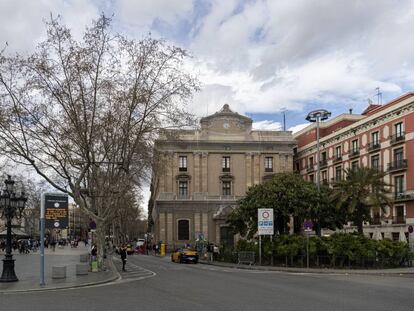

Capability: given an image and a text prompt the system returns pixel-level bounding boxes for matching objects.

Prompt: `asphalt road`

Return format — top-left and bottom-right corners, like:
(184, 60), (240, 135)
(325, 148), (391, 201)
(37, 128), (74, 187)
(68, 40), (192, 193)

(1, 255), (413, 311)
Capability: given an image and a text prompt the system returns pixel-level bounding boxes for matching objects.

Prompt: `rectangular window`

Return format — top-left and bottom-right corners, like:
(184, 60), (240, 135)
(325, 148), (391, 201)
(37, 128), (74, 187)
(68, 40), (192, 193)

(352, 139), (358, 152)
(394, 147), (404, 163)
(395, 122), (404, 137)
(265, 157), (273, 172)
(335, 166), (342, 181)
(179, 156), (187, 171)
(372, 131), (379, 145)
(222, 181), (231, 195)
(222, 156), (230, 172)
(351, 160), (359, 171)
(394, 175), (404, 196)
(322, 171), (327, 184)
(335, 146), (342, 159)
(321, 152), (327, 162)
(371, 154), (380, 170)
(309, 157), (313, 165)
(309, 174), (314, 182)
(178, 181), (188, 197)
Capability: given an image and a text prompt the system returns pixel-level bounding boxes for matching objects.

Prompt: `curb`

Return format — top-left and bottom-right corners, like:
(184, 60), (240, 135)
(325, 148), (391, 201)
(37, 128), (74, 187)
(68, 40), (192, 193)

(0, 257), (120, 294)
(199, 260), (414, 276)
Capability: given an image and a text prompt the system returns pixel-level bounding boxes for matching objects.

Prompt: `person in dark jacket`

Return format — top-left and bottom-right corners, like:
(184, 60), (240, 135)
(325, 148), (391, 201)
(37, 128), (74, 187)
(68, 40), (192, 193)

(120, 244), (127, 272)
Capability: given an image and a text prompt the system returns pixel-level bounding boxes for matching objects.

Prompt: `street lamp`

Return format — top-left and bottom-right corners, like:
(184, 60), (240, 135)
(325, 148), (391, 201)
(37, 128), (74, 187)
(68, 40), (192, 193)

(306, 109), (331, 192)
(0, 175), (27, 282)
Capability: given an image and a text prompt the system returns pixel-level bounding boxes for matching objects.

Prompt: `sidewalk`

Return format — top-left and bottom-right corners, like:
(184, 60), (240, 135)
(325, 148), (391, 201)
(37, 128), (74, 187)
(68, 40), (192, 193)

(0, 245), (118, 293)
(199, 259), (414, 275)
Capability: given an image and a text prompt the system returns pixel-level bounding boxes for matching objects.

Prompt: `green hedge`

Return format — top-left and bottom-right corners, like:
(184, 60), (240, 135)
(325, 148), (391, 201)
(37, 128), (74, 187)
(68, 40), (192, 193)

(226, 233), (413, 268)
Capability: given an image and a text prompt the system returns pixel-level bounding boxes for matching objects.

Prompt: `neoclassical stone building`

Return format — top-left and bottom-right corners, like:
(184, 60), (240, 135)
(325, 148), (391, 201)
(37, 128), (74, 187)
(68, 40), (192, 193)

(149, 105), (295, 248)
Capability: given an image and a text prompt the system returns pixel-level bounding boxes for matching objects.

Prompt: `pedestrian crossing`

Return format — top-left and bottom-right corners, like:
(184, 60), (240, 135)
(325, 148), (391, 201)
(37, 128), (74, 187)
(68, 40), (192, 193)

(112, 256), (156, 281)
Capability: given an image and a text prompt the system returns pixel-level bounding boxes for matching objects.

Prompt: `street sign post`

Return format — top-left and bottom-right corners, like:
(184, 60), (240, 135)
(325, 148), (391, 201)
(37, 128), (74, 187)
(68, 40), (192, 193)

(40, 193), (68, 286)
(304, 220), (314, 269)
(258, 209), (274, 235)
(258, 209), (274, 265)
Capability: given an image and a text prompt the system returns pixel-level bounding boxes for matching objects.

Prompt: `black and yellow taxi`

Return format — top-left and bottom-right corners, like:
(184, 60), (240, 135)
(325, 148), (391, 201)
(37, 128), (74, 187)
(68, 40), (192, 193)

(171, 248), (199, 264)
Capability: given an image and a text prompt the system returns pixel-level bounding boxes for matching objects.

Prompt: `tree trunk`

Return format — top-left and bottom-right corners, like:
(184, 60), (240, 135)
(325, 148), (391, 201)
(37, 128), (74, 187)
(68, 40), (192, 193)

(95, 222), (106, 270)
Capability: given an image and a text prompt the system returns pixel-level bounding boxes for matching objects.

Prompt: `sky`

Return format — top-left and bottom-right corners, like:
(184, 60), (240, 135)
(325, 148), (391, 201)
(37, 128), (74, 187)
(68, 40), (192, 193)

(2, 0), (414, 212)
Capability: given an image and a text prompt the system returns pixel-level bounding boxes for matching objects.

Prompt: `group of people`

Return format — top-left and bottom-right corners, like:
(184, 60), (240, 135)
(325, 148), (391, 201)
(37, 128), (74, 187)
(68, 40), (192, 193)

(0, 238), (39, 254)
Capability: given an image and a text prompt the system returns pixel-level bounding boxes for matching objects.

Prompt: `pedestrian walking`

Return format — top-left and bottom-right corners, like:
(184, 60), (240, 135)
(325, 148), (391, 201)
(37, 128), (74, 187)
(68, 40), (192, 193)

(120, 244), (127, 272)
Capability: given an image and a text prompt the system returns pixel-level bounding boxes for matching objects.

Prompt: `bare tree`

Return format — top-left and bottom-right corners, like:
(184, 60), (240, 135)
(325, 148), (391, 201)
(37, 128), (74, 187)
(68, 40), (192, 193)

(0, 15), (198, 266)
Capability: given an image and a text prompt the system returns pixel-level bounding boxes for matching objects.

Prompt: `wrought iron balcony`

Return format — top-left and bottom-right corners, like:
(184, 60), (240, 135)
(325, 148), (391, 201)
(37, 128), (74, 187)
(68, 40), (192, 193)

(319, 160), (328, 168)
(387, 159), (407, 172)
(349, 148), (360, 159)
(391, 132), (405, 145)
(371, 216), (381, 225)
(393, 216), (406, 224)
(265, 167), (273, 172)
(333, 156), (342, 163)
(394, 192), (414, 202)
(367, 141), (381, 152)
(371, 165), (383, 172)
(306, 165), (314, 173)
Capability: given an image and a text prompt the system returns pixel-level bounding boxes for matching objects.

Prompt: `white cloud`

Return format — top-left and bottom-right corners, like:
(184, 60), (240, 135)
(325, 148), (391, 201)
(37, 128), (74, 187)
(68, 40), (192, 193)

(289, 123), (310, 134)
(253, 120), (282, 131)
(117, 0), (193, 32)
(0, 0), (99, 53)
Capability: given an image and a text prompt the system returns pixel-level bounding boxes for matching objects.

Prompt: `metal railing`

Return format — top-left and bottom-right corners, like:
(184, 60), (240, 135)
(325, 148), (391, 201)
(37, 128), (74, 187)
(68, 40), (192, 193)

(367, 140), (381, 152)
(333, 156), (342, 163)
(387, 159), (407, 171)
(391, 132), (405, 144)
(349, 148), (360, 158)
(393, 216), (406, 224)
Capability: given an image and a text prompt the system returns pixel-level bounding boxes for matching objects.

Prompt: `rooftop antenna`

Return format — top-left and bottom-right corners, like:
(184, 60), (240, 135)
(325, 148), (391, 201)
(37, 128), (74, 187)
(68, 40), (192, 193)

(375, 87), (382, 105)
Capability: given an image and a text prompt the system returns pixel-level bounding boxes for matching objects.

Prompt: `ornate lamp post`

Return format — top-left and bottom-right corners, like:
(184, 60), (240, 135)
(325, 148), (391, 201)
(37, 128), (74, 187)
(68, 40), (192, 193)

(306, 109), (331, 192)
(0, 175), (27, 282)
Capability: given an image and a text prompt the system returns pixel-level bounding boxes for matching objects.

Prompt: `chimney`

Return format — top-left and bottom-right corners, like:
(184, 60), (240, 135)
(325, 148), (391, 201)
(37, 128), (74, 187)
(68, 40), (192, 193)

(349, 108), (353, 114)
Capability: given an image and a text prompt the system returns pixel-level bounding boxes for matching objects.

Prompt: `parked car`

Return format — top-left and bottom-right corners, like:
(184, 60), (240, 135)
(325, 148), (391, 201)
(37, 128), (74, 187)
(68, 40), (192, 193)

(171, 248), (199, 264)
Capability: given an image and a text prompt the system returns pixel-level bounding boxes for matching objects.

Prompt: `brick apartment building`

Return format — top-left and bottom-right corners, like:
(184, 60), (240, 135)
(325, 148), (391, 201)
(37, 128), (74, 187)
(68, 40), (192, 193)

(294, 92), (414, 239)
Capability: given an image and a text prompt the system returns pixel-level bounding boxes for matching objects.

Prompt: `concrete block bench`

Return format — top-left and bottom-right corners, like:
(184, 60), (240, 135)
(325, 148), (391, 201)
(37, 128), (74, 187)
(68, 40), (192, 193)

(80, 254), (89, 263)
(76, 263), (89, 275)
(52, 266), (67, 279)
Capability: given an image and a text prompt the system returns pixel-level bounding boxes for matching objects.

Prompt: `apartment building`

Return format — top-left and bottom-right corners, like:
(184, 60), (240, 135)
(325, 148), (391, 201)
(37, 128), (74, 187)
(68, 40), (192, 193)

(294, 92), (414, 239)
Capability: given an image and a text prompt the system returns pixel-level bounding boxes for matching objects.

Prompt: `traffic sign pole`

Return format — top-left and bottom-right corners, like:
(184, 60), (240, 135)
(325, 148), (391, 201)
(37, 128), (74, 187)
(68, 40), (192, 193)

(40, 193), (45, 286)
(259, 235), (262, 266)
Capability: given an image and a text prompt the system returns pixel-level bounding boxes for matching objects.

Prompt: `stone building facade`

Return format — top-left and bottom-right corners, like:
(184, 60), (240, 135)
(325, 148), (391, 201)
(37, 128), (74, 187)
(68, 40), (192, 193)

(150, 105), (295, 248)
(294, 92), (414, 239)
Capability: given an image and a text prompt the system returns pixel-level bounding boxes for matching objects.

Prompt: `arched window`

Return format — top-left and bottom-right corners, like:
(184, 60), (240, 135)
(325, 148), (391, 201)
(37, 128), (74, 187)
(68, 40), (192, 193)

(178, 219), (190, 240)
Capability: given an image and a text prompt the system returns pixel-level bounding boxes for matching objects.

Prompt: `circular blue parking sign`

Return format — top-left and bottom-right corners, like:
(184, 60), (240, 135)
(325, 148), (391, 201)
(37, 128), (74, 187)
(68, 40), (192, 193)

(408, 225), (413, 234)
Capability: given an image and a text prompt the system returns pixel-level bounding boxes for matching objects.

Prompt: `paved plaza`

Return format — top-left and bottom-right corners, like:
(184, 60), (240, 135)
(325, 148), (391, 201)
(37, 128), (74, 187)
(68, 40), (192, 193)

(0, 245), (117, 293)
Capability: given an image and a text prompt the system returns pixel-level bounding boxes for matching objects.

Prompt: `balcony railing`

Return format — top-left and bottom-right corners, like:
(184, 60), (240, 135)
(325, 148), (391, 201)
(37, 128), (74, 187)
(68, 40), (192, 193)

(265, 168), (273, 172)
(179, 167), (187, 172)
(333, 156), (342, 163)
(320, 160), (328, 168)
(391, 132), (405, 144)
(222, 167), (230, 172)
(393, 216), (406, 224)
(322, 179), (328, 185)
(387, 159), (407, 172)
(394, 192), (414, 202)
(367, 140), (381, 152)
(349, 148), (360, 158)
(371, 165), (383, 172)
(158, 192), (245, 201)
(371, 216), (381, 225)
(306, 165), (314, 173)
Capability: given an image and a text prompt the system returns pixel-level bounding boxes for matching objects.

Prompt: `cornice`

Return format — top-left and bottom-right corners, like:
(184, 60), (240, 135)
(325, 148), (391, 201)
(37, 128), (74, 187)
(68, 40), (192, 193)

(297, 101), (414, 157)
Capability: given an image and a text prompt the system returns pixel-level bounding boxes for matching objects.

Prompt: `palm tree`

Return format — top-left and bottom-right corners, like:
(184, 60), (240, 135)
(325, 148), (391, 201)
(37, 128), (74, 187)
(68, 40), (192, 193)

(331, 167), (392, 234)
